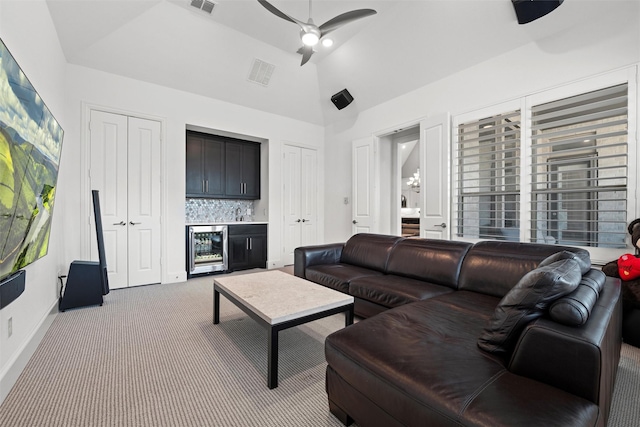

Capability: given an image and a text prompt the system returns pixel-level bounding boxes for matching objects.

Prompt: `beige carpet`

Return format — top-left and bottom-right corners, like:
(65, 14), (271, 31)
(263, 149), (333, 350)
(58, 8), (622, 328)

(0, 273), (638, 426)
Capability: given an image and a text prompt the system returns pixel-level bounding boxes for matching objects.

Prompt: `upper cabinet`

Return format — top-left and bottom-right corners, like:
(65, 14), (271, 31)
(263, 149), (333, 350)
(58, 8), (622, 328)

(225, 141), (260, 199)
(186, 132), (225, 198)
(186, 131), (261, 200)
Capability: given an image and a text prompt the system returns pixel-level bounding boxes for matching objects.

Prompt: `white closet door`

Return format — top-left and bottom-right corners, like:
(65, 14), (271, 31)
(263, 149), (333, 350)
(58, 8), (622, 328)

(283, 145), (302, 266)
(89, 110), (162, 289)
(282, 144), (318, 265)
(127, 117), (162, 286)
(89, 110), (129, 289)
(300, 147), (317, 246)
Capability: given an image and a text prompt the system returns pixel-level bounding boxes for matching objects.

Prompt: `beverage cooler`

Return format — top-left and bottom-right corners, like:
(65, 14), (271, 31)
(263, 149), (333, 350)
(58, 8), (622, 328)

(187, 225), (228, 277)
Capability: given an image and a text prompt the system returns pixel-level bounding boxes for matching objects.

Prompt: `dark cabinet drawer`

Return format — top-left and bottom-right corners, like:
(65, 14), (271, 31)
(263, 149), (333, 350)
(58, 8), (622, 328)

(228, 224), (267, 236)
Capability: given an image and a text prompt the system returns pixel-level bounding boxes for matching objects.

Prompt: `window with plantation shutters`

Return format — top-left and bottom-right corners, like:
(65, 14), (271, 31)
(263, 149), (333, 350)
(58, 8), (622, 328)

(529, 84), (628, 248)
(454, 110), (521, 240)
(453, 77), (632, 258)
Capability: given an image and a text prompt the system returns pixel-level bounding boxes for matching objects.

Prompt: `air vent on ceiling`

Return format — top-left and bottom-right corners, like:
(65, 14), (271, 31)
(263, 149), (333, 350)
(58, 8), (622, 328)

(248, 59), (275, 87)
(190, 0), (217, 15)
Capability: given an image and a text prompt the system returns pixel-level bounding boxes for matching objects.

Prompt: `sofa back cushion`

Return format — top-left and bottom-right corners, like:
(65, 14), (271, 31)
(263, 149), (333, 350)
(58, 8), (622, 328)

(340, 233), (404, 272)
(477, 258), (582, 357)
(386, 239), (473, 289)
(458, 241), (590, 298)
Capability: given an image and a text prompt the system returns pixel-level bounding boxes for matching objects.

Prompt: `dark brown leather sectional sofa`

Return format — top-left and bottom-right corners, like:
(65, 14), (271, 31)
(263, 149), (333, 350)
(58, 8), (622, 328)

(294, 233), (622, 427)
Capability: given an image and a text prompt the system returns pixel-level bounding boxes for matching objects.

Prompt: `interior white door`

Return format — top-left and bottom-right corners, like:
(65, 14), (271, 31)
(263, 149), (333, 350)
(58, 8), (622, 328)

(127, 117), (162, 286)
(352, 136), (378, 234)
(300, 147), (317, 245)
(282, 144), (317, 265)
(89, 110), (162, 289)
(420, 113), (450, 239)
(89, 110), (129, 289)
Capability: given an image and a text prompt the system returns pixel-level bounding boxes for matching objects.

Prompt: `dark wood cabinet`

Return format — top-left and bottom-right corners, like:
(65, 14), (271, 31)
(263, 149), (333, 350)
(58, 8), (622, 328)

(186, 131), (260, 199)
(186, 132), (225, 198)
(228, 224), (267, 271)
(225, 141), (260, 199)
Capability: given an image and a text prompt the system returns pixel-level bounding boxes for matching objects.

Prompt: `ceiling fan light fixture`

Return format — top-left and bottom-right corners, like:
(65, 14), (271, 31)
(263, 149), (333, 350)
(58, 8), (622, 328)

(301, 30), (320, 46)
(322, 38), (333, 47)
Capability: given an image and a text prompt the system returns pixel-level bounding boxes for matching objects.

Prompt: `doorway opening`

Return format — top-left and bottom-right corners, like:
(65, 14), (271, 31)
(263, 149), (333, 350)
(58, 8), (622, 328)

(376, 125), (421, 237)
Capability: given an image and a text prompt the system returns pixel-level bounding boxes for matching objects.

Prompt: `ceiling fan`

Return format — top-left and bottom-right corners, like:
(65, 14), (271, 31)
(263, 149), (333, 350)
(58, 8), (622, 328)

(257, 0), (377, 66)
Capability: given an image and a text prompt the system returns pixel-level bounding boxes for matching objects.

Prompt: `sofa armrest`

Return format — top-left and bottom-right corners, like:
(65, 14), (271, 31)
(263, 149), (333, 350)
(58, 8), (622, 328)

(294, 243), (344, 279)
(508, 277), (621, 415)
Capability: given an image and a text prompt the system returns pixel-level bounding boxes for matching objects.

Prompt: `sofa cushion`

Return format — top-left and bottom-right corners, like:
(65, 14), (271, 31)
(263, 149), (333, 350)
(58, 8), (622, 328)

(549, 269), (605, 326)
(539, 250), (591, 275)
(305, 264), (382, 293)
(385, 238), (472, 289)
(348, 275), (453, 309)
(478, 258), (582, 357)
(458, 241), (590, 298)
(325, 292), (503, 426)
(340, 234), (403, 272)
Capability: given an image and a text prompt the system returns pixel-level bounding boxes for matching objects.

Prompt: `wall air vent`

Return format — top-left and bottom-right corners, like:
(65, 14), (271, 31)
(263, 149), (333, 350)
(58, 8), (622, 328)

(248, 59), (275, 87)
(190, 0), (217, 15)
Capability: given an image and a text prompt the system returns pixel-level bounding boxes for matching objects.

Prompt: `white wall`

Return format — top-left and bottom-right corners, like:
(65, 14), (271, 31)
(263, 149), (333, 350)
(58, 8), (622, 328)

(0, 0), (69, 402)
(323, 2), (640, 243)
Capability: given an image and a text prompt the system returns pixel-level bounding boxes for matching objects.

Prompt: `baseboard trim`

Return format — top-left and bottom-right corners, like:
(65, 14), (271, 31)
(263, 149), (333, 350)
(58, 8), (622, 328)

(0, 300), (58, 404)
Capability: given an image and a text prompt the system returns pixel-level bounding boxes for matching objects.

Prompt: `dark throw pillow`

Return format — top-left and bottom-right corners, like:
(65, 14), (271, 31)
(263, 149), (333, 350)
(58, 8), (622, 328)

(538, 250), (591, 275)
(549, 269), (605, 326)
(478, 258), (582, 357)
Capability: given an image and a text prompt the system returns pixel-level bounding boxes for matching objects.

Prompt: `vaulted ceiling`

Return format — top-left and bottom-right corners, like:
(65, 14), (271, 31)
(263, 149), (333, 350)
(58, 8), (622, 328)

(45, 0), (632, 126)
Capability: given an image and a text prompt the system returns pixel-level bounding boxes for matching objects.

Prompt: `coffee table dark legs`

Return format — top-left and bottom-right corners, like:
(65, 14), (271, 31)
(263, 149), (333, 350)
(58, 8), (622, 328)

(268, 327), (278, 389)
(267, 307), (352, 389)
(213, 289), (220, 324)
(345, 306), (354, 327)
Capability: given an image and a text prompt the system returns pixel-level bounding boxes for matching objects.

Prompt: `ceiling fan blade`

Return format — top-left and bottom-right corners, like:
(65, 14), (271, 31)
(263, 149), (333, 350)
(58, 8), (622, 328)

(298, 45), (314, 66)
(319, 9), (377, 36)
(257, 0), (315, 33)
(257, 0), (301, 25)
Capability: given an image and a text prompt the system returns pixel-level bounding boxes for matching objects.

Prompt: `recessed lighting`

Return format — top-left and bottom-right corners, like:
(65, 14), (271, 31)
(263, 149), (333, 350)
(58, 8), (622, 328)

(322, 38), (334, 47)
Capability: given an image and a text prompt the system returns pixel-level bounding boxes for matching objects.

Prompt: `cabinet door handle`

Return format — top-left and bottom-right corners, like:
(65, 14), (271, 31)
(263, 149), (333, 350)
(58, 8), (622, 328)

(202, 180), (205, 193)
(205, 180), (209, 193)
(113, 221), (126, 226)
(302, 219), (307, 223)
(246, 237), (250, 250)
(249, 237), (252, 250)
(296, 219), (301, 223)
(130, 221), (141, 226)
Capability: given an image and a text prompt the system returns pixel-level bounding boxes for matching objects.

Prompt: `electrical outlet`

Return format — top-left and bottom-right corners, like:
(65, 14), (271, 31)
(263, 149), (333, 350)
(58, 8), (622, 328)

(8, 317), (12, 337)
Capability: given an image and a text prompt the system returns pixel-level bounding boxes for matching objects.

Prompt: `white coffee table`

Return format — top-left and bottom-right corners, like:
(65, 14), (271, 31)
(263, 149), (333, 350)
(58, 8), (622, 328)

(213, 270), (354, 389)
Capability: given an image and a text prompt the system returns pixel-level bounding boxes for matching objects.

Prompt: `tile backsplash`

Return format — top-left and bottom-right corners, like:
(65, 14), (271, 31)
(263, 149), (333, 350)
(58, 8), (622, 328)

(186, 198), (254, 223)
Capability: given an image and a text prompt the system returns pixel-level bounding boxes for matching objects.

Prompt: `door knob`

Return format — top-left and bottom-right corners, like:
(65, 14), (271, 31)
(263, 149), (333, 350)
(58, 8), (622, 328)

(435, 223), (447, 228)
(352, 220), (358, 224)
